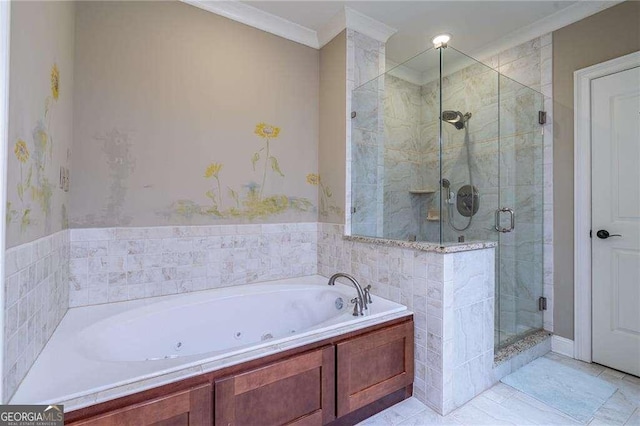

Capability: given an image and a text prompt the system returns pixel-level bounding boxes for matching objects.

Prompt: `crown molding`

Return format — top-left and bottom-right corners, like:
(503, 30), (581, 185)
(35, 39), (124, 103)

(318, 7), (397, 48)
(182, 0), (319, 48)
(182, 1), (397, 50)
(317, 8), (347, 48)
(343, 7), (397, 45)
(469, 0), (623, 64)
(182, 0), (619, 55)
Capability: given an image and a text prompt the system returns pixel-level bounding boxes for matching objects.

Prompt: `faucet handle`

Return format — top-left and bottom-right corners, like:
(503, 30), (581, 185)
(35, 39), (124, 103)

(350, 298), (362, 316)
(364, 285), (373, 304)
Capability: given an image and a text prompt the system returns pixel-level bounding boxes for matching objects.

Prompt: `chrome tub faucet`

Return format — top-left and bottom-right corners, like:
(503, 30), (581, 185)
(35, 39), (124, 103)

(327, 273), (370, 316)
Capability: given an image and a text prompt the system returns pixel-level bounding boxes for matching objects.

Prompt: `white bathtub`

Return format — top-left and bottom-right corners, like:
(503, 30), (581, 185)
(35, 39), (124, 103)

(11, 275), (409, 409)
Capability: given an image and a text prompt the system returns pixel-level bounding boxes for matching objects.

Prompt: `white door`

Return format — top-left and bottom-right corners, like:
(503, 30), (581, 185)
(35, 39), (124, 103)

(591, 66), (640, 376)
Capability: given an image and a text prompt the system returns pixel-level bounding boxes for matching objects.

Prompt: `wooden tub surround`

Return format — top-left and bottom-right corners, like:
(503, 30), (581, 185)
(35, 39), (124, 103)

(65, 317), (414, 426)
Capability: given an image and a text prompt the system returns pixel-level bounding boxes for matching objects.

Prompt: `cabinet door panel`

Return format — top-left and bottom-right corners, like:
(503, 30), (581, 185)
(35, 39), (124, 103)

(151, 413), (189, 426)
(67, 383), (212, 426)
(336, 321), (413, 417)
(215, 346), (335, 426)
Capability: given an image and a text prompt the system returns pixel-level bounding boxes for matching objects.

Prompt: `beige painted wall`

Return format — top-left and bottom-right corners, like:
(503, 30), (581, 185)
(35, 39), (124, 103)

(6, 1), (75, 248)
(552, 0), (640, 340)
(318, 31), (347, 224)
(70, 1), (319, 228)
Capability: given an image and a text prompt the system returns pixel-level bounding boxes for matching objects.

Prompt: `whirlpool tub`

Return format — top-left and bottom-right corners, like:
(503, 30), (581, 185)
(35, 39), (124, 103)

(10, 275), (409, 410)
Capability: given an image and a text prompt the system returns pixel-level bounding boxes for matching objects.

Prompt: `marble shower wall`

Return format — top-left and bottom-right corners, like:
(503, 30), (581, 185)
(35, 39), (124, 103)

(382, 75), (426, 241)
(418, 58), (503, 245)
(349, 30), (386, 237)
(540, 39), (554, 333)
(422, 247), (496, 414)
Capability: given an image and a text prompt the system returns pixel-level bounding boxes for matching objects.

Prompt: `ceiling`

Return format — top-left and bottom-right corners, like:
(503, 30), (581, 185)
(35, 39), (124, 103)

(242, 1), (582, 64)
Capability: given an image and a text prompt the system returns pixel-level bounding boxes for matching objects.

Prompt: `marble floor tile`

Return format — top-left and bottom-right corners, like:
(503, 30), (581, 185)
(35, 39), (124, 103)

(359, 413), (397, 426)
(590, 390), (637, 425)
(499, 392), (582, 425)
(450, 402), (520, 425)
(360, 354), (640, 426)
(393, 398), (435, 419)
(461, 395), (535, 424)
(624, 408), (639, 425)
(624, 374), (640, 387)
(361, 398), (438, 426)
(398, 408), (462, 425)
(599, 367), (626, 380)
(543, 352), (606, 377)
(482, 383), (517, 404)
(589, 418), (619, 426)
(597, 371), (640, 407)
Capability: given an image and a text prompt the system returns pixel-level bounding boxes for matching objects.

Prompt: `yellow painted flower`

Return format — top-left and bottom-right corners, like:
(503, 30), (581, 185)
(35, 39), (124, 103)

(51, 63), (60, 100)
(254, 123), (280, 139)
(14, 139), (29, 163)
(204, 163), (223, 178)
(36, 129), (47, 150)
(306, 173), (320, 185)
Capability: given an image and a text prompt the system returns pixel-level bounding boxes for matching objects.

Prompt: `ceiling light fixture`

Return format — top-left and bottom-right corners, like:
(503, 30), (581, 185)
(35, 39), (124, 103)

(432, 34), (451, 48)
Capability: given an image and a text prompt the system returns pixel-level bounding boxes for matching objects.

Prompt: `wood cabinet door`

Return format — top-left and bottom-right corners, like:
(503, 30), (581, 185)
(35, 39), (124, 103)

(336, 320), (414, 417)
(66, 383), (212, 426)
(214, 346), (335, 426)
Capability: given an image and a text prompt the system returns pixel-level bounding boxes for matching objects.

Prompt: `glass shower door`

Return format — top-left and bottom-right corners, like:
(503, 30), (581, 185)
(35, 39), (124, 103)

(434, 47), (545, 349)
(497, 75), (545, 347)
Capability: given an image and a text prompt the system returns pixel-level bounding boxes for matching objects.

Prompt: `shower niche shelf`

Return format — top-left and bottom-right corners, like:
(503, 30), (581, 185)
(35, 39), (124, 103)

(426, 209), (440, 221)
(408, 189), (436, 195)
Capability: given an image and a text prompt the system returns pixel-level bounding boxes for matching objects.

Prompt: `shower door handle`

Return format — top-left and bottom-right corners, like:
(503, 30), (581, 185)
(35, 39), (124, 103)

(494, 207), (515, 233)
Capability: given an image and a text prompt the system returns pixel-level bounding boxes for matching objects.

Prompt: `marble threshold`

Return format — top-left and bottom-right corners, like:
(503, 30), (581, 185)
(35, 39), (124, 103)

(494, 329), (552, 365)
(345, 234), (497, 253)
(10, 275), (411, 412)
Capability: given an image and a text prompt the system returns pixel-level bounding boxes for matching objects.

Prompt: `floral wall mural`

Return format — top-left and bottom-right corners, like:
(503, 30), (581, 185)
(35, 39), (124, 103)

(306, 173), (343, 219)
(71, 2), (319, 228)
(6, 0), (74, 248)
(7, 64), (62, 235)
(9, 139), (32, 232)
(169, 123), (315, 221)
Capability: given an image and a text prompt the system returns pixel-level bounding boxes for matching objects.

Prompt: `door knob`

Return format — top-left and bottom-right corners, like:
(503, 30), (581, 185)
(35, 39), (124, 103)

(596, 229), (622, 239)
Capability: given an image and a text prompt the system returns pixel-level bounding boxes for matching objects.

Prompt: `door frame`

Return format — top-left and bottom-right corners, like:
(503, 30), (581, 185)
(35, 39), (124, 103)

(573, 50), (640, 363)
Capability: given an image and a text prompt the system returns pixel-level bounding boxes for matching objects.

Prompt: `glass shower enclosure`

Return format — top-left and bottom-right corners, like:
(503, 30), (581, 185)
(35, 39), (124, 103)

(350, 45), (545, 349)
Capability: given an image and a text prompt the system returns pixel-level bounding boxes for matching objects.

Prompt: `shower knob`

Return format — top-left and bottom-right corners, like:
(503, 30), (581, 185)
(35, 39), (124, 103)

(596, 229), (622, 239)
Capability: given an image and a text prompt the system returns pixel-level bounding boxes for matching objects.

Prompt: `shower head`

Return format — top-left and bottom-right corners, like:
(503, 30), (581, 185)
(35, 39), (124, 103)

(442, 110), (472, 130)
